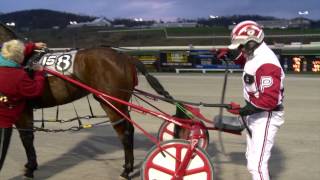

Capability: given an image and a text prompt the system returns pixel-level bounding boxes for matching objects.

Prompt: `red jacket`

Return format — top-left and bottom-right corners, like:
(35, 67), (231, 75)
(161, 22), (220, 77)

(0, 68), (45, 127)
(23, 42), (36, 65)
(0, 42), (45, 127)
(24, 42), (36, 56)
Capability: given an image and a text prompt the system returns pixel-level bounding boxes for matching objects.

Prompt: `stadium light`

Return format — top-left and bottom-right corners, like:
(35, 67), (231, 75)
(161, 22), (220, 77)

(134, 18), (143, 22)
(6, 22), (15, 27)
(298, 11), (309, 15)
(209, 15), (219, 19)
(69, 21), (78, 25)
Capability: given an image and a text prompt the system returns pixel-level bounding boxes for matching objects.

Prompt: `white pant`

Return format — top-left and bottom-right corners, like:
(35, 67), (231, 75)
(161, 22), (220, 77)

(245, 111), (284, 180)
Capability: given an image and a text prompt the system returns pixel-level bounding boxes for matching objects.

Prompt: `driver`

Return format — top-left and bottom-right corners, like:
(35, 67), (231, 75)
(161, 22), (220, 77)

(227, 20), (285, 180)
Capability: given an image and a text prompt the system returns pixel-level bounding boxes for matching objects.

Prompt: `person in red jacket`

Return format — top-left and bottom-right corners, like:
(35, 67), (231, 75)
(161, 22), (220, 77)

(0, 39), (45, 171)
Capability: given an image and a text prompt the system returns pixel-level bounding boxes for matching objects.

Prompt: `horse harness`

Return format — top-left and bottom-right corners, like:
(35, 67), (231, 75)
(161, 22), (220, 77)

(20, 49), (128, 133)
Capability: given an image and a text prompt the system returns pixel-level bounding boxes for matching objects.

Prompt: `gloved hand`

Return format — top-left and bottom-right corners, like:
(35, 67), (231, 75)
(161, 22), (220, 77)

(227, 102), (241, 115)
(31, 64), (44, 71)
(34, 42), (47, 49)
(239, 102), (263, 116)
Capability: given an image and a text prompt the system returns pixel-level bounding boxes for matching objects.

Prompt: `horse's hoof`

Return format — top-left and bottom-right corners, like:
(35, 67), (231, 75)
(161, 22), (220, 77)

(24, 169), (34, 179)
(119, 176), (128, 180)
(24, 163), (38, 170)
(23, 175), (34, 180)
(119, 172), (130, 180)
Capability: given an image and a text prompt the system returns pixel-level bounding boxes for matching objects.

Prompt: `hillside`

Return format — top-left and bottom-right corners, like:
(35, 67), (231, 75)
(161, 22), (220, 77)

(0, 9), (96, 29)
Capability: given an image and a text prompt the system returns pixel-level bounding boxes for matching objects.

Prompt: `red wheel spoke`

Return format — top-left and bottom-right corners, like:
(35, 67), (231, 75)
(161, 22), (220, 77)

(184, 166), (210, 175)
(148, 163), (175, 176)
(175, 145), (182, 170)
(163, 128), (174, 136)
(142, 140), (213, 180)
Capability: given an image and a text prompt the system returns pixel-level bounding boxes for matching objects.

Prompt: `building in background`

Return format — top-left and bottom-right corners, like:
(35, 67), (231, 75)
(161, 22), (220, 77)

(152, 22), (197, 28)
(67, 17), (112, 28)
(229, 19), (311, 29)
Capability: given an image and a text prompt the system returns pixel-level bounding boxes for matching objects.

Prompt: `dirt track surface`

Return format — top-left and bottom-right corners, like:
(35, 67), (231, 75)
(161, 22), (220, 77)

(1, 73), (319, 180)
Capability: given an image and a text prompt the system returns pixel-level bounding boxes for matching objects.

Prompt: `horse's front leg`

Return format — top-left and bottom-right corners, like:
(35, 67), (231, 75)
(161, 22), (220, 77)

(15, 107), (38, 179)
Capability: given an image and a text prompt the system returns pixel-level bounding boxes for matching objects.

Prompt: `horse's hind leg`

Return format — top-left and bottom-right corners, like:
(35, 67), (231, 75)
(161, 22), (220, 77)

(117, 119), (134, 179)
(102, 104), (134, 180)
(15, 108), (38, 178)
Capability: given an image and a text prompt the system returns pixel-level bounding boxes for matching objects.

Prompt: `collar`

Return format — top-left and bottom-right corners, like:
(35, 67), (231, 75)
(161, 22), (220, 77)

(0, 54), (21, 68)
(246, 42), (265, 61)
(253, 42), (267, 57)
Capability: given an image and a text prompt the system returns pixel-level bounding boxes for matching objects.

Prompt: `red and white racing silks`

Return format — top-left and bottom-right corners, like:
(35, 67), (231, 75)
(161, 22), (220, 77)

(242, 42), (285, 111)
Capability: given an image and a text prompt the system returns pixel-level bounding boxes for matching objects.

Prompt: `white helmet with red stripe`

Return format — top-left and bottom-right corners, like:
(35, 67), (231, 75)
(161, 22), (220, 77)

(228, 20), (264, 49)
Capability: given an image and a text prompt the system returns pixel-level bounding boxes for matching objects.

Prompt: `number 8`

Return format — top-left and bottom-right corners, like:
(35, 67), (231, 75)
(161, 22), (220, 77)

(55, 54), (72, 72)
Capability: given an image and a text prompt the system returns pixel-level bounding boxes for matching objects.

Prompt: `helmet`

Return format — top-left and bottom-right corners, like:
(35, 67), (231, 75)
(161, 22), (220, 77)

(228, 20), (264, 49)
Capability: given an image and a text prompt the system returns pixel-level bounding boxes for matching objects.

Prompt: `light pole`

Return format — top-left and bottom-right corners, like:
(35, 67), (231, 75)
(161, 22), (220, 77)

(298, 10), (309, 43)
(298, 11), (309, 71)
(134, 18), (143, 46)
(209, 15), (219, 45)
(209, 15), (219, 27)
(69, 21), (78, 47)
(298, 10), (309, 28)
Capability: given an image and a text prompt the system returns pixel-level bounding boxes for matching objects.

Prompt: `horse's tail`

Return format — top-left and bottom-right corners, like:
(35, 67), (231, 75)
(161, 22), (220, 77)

(130, 57), (173, 100)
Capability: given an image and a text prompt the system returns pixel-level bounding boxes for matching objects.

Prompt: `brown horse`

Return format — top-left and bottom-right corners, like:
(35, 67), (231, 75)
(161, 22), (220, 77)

(0, 23), (171, 179)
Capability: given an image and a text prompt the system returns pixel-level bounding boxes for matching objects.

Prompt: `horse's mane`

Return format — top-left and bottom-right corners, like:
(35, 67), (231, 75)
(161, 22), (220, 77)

(0, 23), (18, 44)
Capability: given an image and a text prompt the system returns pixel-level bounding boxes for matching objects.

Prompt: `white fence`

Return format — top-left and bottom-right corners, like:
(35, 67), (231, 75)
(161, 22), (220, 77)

(175, 68), (243, 74)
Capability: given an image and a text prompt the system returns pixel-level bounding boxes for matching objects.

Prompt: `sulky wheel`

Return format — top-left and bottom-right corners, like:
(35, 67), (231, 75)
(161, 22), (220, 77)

(141, 139), (214, 180)
(158, 121), (209, 150)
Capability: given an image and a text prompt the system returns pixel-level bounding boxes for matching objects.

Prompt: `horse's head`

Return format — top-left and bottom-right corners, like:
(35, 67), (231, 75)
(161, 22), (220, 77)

(0, 23), (18, 45)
